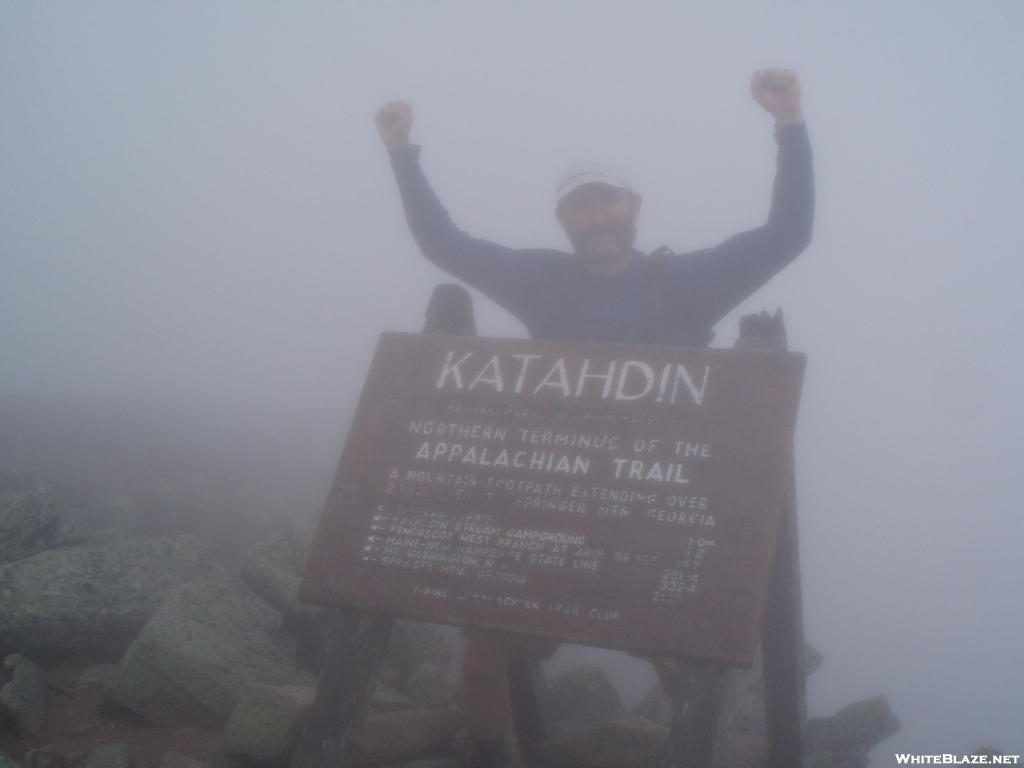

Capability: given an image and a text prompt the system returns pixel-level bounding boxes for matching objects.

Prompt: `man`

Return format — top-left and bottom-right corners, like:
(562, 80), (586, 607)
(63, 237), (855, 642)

(375, 69), (813, 768)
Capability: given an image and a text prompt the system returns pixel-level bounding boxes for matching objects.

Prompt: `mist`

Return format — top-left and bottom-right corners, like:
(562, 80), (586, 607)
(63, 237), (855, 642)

(2, 2), (1022, 758)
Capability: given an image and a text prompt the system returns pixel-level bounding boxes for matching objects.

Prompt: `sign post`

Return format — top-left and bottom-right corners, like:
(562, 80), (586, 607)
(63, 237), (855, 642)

(295, 291), (807, 768)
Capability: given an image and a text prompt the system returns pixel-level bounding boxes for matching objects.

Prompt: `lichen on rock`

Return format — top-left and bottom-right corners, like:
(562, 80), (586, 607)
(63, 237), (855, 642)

(0, 535), (220, 660)
(108, 576), (315, 725)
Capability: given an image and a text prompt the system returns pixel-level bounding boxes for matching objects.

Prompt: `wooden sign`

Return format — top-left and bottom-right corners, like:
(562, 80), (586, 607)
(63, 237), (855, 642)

(299, 333), (805, 666)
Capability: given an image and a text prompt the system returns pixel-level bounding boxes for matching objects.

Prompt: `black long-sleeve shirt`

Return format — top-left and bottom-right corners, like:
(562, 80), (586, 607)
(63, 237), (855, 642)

(389, 124), (813, 347)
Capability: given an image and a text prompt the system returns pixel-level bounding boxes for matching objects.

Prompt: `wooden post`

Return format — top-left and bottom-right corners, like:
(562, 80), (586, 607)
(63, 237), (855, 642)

(736, 308), (807, 768)
(294, 285), (479, 768)
(291, 611), (394, 768)
(507, 657), (549, 766)
(668, 663), (729, 768)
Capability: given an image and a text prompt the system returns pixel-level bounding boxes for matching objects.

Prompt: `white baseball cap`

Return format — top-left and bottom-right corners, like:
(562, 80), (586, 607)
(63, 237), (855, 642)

(556, 159), (633, 203)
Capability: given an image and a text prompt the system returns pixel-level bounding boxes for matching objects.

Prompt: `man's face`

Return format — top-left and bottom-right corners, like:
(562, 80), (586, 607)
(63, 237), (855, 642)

(556, 183), (642, 265)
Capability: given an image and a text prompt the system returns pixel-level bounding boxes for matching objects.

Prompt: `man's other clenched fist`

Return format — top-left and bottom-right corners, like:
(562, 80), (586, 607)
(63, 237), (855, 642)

(376, 101), (413, 150)
(751, 69), (803, 126)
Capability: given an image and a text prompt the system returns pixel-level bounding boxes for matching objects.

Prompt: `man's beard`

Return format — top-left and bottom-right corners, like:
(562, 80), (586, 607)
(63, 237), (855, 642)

(568, 220), (638, 262)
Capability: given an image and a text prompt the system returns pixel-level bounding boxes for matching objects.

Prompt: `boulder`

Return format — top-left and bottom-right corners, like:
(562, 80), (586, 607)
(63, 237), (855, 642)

(241, 528), (318, 623)
(0, 654), (47, 736)
(357, 709), (464, 766)
(77, 664), (119, 690)
(221, 683), (315, 762)
(547, 665), (625, 726)
(108, 577), (314, 725)
(158, 755), (204, 768)
(240, 527), (324, 670)
(631, 641), (825, 767)
(0, 535), (220, 659)
(22, 747), (67, 768)
(370, 682), (416, 713)
(535, 718), (669, 768)
(81, 744), (134, 768)
(805, 695), (900, 768)
(403, 663), (456, 710)
(389, 760), (458, 768)
(0, 490), (59, 565)
(378, 621), (454, 692)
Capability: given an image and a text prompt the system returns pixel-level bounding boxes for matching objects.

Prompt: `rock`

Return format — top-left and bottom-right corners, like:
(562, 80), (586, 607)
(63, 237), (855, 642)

(0, 751), (20, 768)
(371, 681), (416, 713)
(158, 754), (204, 768)
(77, 664), (118, 690)
(241, 528), (317, 623)
(631, 642), (826, 767)
(23, 747), (68, 768)
(0, 490), (59, 565)
(357, 709), (464, 766)
(535, 718), (669, 768)
(52, 522), (91, 549)
(0, 654), (48, 735)
(547, 665), (625, 726)
(221, 683), (315, 762)
(108, 577), (314, 725)
(240, 527), (324, 671)
(0, 535), (220, 659)
(805, 694), (900, 768)
(81, 745), (133, 768)
(378, 622), (454, 692)
(392, 760), (458, 768)
(403, 663), (456, 710)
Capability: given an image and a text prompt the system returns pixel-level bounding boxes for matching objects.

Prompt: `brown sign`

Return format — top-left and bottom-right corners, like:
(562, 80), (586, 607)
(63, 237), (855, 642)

(300, 333), (805, 666)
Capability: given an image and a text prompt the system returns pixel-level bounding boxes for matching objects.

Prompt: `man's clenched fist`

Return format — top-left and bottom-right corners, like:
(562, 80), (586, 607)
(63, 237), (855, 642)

(376, 100), (413, 150)
(751, 69), (803, 126)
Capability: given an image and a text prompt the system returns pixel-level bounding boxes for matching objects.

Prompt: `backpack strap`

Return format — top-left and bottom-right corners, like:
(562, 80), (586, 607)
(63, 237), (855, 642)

(642, 246), (673, 344)
(643, 246), (715, 347)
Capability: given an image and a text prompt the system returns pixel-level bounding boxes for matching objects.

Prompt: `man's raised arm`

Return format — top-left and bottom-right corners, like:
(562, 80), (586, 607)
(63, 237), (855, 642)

(375, 101), (559, 328)
(665, 69), (814, 336)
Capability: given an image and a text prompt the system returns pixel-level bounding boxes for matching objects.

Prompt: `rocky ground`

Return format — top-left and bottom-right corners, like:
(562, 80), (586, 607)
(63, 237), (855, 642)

(0, 416), (907, 768)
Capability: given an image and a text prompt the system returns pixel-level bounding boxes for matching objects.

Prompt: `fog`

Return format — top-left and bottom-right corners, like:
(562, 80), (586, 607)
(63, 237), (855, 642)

(2, 1), (1022, 758)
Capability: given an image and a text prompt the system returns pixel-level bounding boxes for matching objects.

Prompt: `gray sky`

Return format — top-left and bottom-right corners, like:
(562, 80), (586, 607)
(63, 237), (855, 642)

(2, 1), (1022, 756)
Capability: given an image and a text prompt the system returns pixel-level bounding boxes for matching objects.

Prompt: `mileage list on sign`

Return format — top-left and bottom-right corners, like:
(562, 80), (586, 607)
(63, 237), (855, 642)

(299, 332), (805, 666)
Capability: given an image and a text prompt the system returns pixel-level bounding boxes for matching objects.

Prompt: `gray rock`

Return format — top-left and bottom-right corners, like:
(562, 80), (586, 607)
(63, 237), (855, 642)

(371, 681), (417, 713)
(536, 718), (669, 768)
(77, 663), (119, 690)
(392, 760), (459, 768)
(357, 709), (464, 766)
(108, 576), (314, 725)
(0, 535), (220, 659)
(0, 490), (59, 565)
(241, 527), (318, 623)
(158, 754), (205, 768)
(547, 665), (625, 726)
(805, 695), (900, 768)
(0, 751), (21, 768)
(240, 527), (324, 671)
(379, 621), (454, 691)
(82, 744), (134, 768)
(631, 641), (825, 767)
(22, 747), (67, 768)
(52, 521), (91, 549)
(403, 663), (456, 710)
(0, 654), (47, 735)
(221, 683), (315, 762)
